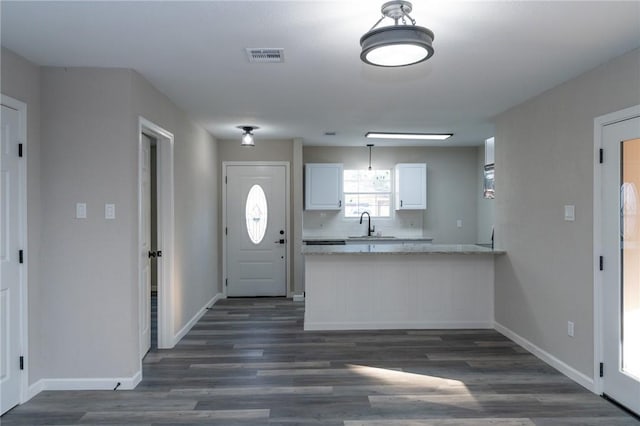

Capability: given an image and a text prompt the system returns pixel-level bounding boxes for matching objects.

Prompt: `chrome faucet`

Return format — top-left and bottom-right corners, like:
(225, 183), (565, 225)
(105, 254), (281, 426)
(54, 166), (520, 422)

(359, 211), (375, 237)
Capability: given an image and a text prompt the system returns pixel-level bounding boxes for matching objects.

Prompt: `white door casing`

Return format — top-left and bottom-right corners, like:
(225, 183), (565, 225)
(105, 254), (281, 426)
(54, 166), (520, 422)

(0, 97), (27, 415)
(224, 163), (289, 297)
(601, 114), (640, 415)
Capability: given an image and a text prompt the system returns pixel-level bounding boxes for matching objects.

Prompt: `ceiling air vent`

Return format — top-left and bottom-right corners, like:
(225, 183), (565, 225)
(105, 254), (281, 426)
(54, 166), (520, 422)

(246, 48), (285, 63)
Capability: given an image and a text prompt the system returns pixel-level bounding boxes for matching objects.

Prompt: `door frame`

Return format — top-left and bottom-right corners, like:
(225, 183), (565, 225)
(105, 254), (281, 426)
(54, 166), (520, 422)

(1, 94), (29, 406)
(222, 161), (291, 298)
(593, 104), (640, 395)
(138, 117), (175, 355)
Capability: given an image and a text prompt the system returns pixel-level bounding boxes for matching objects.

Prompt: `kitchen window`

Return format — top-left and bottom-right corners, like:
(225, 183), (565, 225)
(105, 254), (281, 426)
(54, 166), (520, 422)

(344, 169), (391, 218)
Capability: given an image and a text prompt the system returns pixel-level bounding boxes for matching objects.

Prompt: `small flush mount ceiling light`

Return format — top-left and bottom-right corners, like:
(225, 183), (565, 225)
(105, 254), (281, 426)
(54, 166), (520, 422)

(237, 125), (259, 147)
(360, 0), (434, 67)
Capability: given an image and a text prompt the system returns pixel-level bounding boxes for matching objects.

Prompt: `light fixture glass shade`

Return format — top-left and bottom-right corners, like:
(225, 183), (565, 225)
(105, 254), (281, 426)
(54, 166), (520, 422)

(241, 132), (254, 146)
(360, 25), (434, 67)
(238, 125), (258, 146)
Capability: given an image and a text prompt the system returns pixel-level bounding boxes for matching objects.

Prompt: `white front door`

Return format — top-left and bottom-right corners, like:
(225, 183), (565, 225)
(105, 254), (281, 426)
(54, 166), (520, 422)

(602, 115), (640, 415)
(139, 133), (152, 357)
(226, 165), (287, 297)
(1, 104), (23, 414)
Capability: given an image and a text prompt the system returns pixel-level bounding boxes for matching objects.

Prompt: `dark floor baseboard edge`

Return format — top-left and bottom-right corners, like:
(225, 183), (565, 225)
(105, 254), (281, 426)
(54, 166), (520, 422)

(602, 393), (640, 419)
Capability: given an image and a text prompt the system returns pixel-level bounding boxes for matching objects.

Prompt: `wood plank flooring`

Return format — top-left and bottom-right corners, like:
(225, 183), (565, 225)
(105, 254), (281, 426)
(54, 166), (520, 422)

(2, 298), (638, 425)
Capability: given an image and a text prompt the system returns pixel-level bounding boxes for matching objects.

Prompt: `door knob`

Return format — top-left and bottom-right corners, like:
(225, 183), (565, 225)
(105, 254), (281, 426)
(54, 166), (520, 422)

(274, 239), (286, 244)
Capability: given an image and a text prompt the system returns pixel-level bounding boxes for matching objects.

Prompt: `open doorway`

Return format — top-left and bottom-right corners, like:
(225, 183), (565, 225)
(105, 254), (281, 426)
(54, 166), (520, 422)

(138, 118), (175, 363)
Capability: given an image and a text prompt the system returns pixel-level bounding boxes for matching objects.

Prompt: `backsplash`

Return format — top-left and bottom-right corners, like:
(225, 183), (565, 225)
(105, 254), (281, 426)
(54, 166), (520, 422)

(303, 210), (426, 238)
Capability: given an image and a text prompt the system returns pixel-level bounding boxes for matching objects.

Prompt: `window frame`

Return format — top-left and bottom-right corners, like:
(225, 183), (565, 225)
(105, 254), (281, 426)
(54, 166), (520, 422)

(343, 168), (393, 219)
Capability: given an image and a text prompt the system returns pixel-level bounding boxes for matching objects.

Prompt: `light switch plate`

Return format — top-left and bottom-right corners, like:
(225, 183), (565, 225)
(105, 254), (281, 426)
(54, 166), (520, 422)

(564, 205), (575, 221)
(456, 219), (463, 228)
(105, 203), (116, 220)
(76, 203), (87, 219)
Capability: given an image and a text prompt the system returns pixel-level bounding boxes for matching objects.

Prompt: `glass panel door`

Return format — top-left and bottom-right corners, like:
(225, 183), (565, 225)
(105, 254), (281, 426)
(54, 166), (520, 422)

(602, 115), (640, 416)
(621, 138), (640, 379)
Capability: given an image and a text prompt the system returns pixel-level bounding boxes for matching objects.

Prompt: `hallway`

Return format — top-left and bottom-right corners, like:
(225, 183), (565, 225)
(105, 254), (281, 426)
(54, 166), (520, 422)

(1, 298), (637, 425)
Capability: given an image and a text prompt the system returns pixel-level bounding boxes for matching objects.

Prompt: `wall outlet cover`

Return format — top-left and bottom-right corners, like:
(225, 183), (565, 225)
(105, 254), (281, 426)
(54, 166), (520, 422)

(76, 203), (87, 219)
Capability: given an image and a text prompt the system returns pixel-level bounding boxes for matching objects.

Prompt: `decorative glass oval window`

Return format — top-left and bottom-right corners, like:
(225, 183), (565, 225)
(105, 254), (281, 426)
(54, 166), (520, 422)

(245, 184), (268, 244)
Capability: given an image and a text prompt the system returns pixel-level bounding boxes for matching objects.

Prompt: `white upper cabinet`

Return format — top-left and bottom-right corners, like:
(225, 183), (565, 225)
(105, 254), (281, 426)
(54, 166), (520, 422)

(395, 163), (427, 210)
(305, 163), (343, 210)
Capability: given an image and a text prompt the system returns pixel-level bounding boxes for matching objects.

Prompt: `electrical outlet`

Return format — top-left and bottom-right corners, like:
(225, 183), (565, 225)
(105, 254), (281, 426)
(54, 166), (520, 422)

(568, 321), (574, 337)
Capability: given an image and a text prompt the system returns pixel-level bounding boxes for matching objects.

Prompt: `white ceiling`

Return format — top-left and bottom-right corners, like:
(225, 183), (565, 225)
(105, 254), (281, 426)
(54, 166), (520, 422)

(2, 1), (639, 147)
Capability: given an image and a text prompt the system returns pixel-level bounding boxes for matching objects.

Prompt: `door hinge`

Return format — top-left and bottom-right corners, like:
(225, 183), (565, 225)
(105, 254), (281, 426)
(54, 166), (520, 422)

(225, 176), (227, 184)
(225, 227), (228, 236)
(18, 143), (24, 158)
(599, 148), (604, 164)
(19, 249), (24, 264)
(19, 356), (24, 370)
(599, 256), (604, 271)
(599, 362), (604, 377)
(225, 278), (228, 287)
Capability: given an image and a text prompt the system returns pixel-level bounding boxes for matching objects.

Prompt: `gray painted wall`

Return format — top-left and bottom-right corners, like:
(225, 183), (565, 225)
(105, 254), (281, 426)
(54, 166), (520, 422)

(494, 48), (640, 378)
(303, 146), (479, 243)
(1, 47), (43, 385)
(2, 52), (219, 384)
(39, 67), (138, 378)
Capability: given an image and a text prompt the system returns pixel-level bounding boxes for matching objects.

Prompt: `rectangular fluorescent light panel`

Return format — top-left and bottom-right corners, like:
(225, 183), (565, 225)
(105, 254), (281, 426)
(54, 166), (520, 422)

(366, 132), (453, 140)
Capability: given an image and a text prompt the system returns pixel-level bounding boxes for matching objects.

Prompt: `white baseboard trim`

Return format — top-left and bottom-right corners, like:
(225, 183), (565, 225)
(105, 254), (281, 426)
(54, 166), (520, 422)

(26, 370), (142, 396)
(25, 379), (44, 402)
(172, 293), (222, 346)
(494, 321), (595, 392)
(304, 320), (494, 331)
(293, 293), (305, 302)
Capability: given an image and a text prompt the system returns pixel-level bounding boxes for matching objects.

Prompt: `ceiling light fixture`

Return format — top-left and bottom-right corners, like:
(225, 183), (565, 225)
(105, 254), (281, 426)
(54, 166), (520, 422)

(238, 125), (259, 147)
(366, 132), (452, 140)
(367, 144), (374, 170)
(360, 1), (434, 67)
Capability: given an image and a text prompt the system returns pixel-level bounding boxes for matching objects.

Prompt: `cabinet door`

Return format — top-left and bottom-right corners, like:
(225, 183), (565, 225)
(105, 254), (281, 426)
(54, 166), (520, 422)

(305, 163), (343, 210)
(395, 163), (426, 210)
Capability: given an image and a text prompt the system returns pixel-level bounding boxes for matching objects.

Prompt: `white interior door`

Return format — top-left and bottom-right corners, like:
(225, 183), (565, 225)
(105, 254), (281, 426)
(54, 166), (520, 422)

(226, 165), (287, 297)
(1, 104), (22, 414)
(139, 133), (152, 357)
(602, 115), (640, 415)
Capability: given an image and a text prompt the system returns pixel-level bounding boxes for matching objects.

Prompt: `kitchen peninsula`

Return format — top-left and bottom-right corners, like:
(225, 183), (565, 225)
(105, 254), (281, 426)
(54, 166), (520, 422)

(302, 243), (504, 331)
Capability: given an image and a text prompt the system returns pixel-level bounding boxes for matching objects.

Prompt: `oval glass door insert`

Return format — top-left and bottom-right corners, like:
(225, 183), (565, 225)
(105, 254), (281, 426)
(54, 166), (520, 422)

(246, 184), (268, 244)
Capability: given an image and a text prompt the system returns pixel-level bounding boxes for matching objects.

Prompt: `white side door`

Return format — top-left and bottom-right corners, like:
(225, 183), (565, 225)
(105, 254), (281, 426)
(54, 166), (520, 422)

(226, 165), (287, 297)
(602, 115), (640, 415)
(1, 104), (22, 414)
(139, 133), (152, 357)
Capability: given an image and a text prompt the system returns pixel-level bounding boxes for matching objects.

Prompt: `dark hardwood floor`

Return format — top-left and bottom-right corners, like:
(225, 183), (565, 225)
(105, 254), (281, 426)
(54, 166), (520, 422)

(2, 297), (638, 425)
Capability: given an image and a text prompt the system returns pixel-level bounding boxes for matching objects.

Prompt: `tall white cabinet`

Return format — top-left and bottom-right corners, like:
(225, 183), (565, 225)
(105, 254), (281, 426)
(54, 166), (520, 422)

(395, 163), (427, 210)
(305, 163), (343, 210)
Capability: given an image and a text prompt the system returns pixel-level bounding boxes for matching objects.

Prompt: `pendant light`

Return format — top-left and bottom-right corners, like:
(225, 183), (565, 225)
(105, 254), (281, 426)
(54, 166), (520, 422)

(360, 1), (434, 67)
(237, 125), (259, 147)
(367, 144), (374, 170)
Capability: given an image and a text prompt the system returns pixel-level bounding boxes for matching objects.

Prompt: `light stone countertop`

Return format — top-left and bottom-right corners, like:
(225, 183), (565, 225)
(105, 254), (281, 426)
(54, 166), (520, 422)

(303, 236), (434, 243)
(302, 243), (505, 255)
